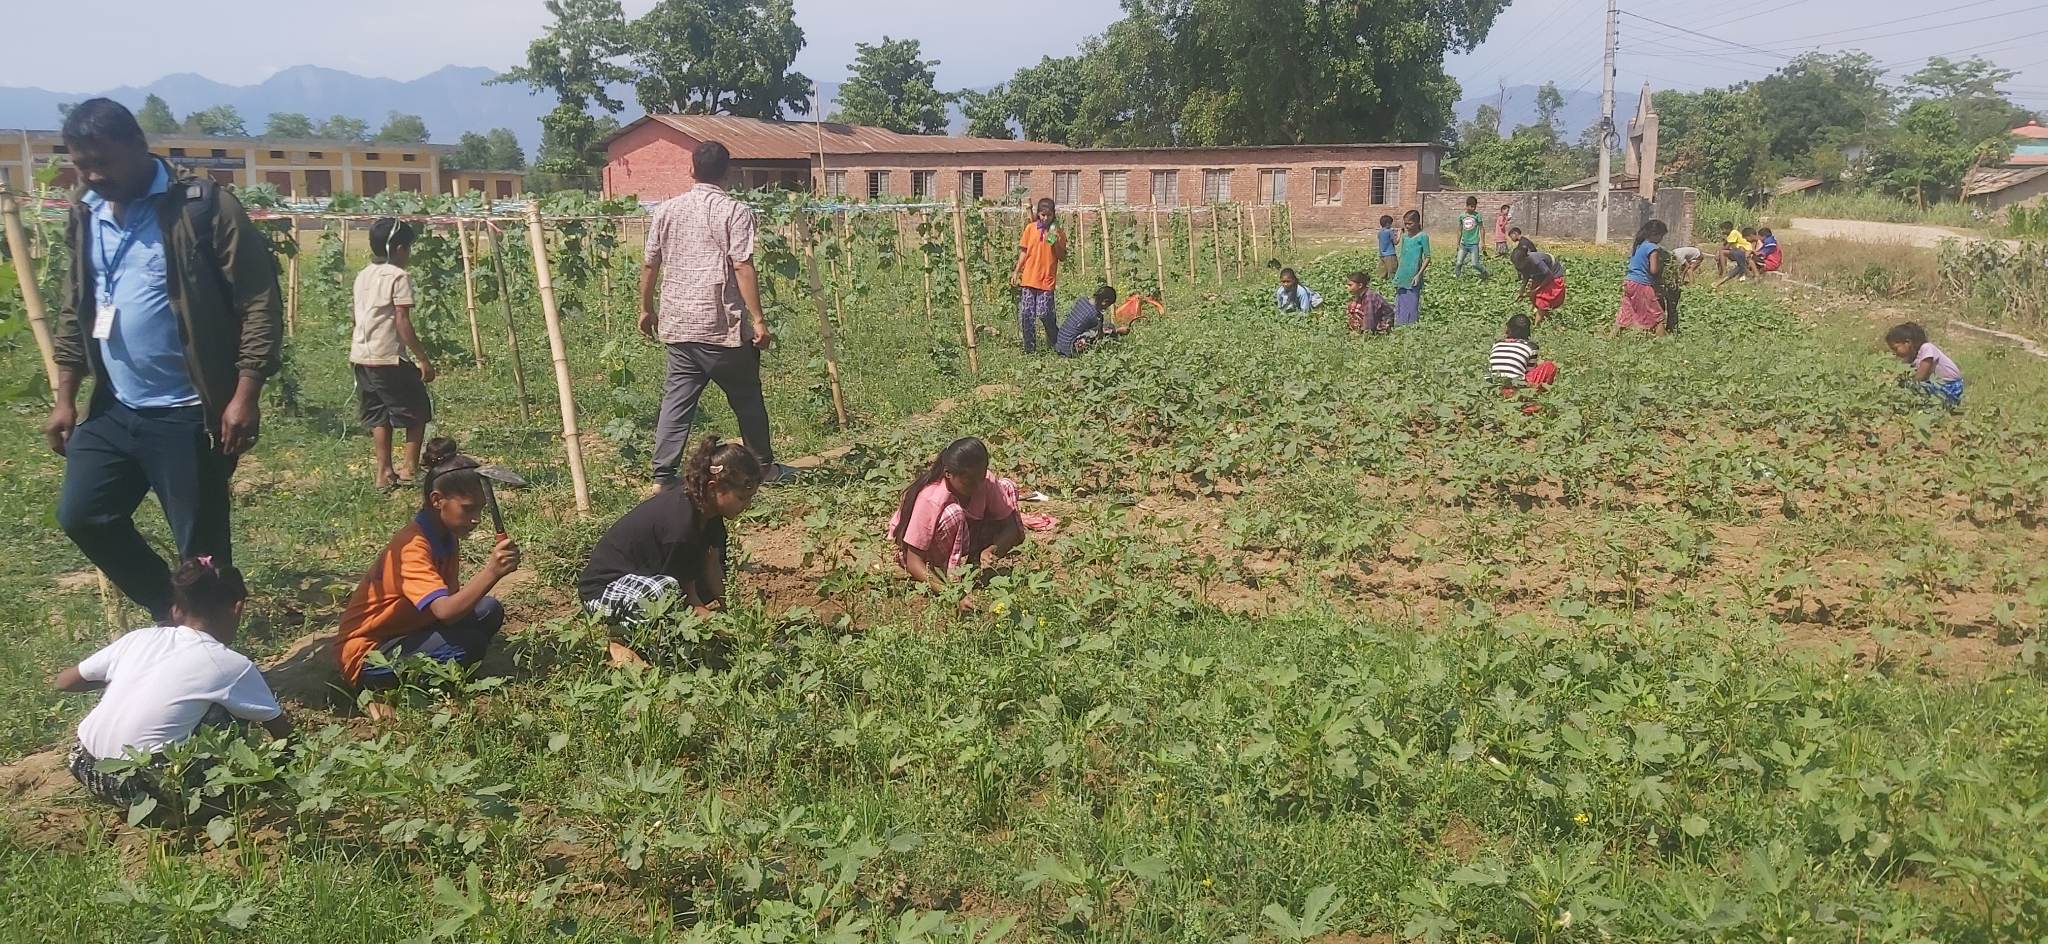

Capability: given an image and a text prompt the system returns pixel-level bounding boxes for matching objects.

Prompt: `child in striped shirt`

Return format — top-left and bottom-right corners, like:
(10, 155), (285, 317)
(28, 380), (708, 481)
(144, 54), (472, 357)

(1490, 313), (1557, 388)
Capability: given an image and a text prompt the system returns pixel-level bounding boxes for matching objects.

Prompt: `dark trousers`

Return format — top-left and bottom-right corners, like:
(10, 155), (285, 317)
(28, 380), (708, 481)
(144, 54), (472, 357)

(652, 341), (776, 482)
(57, 402), (235, 621)
(358, 596), (504, 690)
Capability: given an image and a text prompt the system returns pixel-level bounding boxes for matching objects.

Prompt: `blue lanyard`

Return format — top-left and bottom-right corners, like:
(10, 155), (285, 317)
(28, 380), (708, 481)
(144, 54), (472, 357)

(96, 202), (153, 303)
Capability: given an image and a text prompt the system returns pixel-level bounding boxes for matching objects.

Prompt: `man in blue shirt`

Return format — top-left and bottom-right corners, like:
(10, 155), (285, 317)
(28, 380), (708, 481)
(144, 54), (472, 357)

(47, 99), (281, 620)
(1054, 285), (1126, 357)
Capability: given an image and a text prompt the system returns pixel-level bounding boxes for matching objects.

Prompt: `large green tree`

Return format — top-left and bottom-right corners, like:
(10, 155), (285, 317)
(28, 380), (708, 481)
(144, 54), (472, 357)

(373, 112), (430, 144)
(1751, 52), (1892, 171)
(181, 105), (246, 137)
(832, 37), (950, 134)
(982, 0), (1507, 147)
(136, 95), (179, 135)
(959, 86), (1013, 139)
(484, 129), (527, 170)
(1653, 87), (1771, 199)
(1868, 100), (1997, 205)
(263, 112), (316, 139)
(495, 0), (634, 177)
(317, 115), (370, 142)
(1447, 128), (1554, 190)
(628, 0), (811, 118)
(1906, 56), (2039, 145)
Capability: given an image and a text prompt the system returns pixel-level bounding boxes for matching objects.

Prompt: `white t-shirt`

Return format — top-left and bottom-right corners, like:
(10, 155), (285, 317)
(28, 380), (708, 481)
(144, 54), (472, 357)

(1916, 342), (1963, 383)
(74, 625), (282, 759)
(350, 263), (416, 366)
(1671, 246), (1704, 263)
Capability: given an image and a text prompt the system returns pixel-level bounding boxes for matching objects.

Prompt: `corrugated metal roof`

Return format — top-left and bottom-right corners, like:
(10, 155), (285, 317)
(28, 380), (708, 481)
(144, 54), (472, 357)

(2012, 120), (2048, 140)
(623, 115), (1062, 160)
(1965, 164), (2048, 198)
(1774, 176), (1825, 195)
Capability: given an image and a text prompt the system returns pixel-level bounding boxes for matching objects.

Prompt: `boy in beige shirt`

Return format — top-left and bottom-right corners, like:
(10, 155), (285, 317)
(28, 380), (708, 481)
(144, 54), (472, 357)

(351, 218), (436, 491)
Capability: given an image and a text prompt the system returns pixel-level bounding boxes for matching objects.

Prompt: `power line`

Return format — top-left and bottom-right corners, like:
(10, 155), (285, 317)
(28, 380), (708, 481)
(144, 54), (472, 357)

(1877, 25), (2048, 71)
(1484, 3), (1605, 87)
(1616, 11), (1797, 62)
(1724, 4), (2048, 57)
(1753, 0), (2023, 47)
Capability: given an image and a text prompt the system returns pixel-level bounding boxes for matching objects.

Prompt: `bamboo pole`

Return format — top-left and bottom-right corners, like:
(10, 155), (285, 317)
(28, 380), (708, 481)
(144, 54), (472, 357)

(799, 213), (849, 430)
(1246, 205), (1260, 268)
(283, 217), (299, 338)
(949, 205), (980, 375)
(1150, 208), (1165, 296)
(1235, 204), (1248, 273)
(523, 204), (591, 514)
(1210, 206), (1224, 283)
(1284, 207), (1294, 256)
(455, 220), (485, 365)
(921, 213), (936, 323)
(0, 191), (61, 392)
(1078, 210), (1090, 281)
(1184, 208), (1197, 287)
(484, 223), (533, 423)
(1099, 206), (1114, 288)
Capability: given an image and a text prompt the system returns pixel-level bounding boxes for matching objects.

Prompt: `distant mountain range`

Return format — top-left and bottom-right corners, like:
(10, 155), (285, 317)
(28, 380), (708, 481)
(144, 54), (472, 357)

(1453, 83), (1644, 141)
(0, 66), (949, 155)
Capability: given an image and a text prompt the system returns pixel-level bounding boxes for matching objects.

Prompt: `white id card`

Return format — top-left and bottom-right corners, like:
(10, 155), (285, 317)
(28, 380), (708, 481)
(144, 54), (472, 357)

(92, 305), (117, 340)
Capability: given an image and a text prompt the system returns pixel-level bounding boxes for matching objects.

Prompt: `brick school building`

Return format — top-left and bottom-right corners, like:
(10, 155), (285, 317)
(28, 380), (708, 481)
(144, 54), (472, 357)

(602, 114), (1442, 232)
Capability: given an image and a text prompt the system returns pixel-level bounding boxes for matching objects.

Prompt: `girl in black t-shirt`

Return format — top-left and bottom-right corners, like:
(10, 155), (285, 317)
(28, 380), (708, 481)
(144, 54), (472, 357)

(578, 436), (764, 665)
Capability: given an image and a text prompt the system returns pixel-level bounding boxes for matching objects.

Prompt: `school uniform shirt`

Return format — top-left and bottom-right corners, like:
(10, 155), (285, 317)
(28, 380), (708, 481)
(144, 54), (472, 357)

(1016, 220), (1065, 292)
(335, 512), (462, 683)
(1053, 298), (1105, 356)
(1489, 338), (1538, 381)
(1914, 342), (1963, 383)
(1274, 284), (1322, 312)
(577, 489), (728, 604)
(74, 625), (281, 760)
(886, 473), (1019, 553)
(349, 262), (417, 366)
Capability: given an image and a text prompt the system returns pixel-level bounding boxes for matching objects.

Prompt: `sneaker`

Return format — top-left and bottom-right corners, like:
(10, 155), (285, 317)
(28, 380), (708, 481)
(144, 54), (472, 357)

(762, 463), (798, 486)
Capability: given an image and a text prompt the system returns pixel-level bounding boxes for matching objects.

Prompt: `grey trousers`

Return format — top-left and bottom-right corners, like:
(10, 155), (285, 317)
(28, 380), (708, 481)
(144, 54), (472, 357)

(653, 341), (776, 481)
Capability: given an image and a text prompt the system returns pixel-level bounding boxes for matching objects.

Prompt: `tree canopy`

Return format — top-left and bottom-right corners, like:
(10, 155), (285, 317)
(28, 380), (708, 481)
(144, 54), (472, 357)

(448, 129), (529, 171)
(262, 112), (316, 139)
(373, 112), (431, 144)
(629, 0), (811, 118)
(181, 105), (246, 137)
(136, 95), (179, 135)
(318, 115), (371, 143)
(833, 37), (951, 135)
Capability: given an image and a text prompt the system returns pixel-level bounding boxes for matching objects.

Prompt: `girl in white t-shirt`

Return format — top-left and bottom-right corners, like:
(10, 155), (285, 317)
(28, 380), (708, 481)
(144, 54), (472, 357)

(1884, 322), (1964, 407)
(53, 559), (291, 811)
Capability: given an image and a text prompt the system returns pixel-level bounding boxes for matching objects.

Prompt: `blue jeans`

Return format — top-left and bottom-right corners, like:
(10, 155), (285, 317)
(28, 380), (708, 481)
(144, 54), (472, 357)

(1018, 287), (1057, 352)
(358, 596), (505, 689)
(57, 402), (236, 621)
(1455, 244), (1489, 278)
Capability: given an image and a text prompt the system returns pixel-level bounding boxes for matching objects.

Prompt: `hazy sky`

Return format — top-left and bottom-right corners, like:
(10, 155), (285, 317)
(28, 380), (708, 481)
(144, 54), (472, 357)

(8, 0), (2048, 111)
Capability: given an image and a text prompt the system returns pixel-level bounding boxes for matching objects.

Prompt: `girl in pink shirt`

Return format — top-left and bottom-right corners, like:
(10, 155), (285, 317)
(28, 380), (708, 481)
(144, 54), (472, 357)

(886, 437), (1024, 600)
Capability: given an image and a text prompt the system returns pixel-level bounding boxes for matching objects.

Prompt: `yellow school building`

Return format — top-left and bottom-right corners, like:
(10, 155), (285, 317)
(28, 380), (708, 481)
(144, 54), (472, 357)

(1, 129), (523, 199)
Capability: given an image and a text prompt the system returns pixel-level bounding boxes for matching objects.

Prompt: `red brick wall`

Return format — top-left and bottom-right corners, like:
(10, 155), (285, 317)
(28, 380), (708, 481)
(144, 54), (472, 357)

(604, 121), (704, 201)
(816, 146), (1436, 233)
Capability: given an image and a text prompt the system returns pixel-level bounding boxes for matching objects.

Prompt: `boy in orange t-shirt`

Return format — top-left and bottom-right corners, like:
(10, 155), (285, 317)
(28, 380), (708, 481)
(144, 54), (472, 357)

(1011, 197), (1068, 353)
(336, 438), (521, 695)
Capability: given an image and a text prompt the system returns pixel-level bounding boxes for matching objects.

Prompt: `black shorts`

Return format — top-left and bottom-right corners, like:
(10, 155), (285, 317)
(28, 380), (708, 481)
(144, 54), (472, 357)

(354, 362), (432, 429)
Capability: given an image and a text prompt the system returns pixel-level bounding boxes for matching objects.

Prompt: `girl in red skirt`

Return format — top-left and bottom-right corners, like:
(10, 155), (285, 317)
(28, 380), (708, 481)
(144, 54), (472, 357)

(1509, 233), (1566, 325)
(1613, 220), (1668, 336)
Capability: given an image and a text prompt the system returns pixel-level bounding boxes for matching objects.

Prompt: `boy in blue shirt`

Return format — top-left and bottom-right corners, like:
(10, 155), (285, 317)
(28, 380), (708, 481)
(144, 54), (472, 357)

(1054, 286), (1127, 357)
(1377, 215), (1398, 279)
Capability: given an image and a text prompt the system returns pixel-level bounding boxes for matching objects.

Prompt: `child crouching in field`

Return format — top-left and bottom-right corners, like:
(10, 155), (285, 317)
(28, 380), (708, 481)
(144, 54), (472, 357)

(1344, 270), (1394, 334)
(352, 218), (437, 493)
(336, 438), (520, 705)
(1885, 322), (1964, 407)
(54, 559), (291, 811)
(1490, 313), (1558, 390)
(887, 437), (1024, 607)
(579, 437), (764, 666)
(1509, 234), (1566, 325)
(1054, 285), (1130, 357)
(1275, 268), (1323, 313)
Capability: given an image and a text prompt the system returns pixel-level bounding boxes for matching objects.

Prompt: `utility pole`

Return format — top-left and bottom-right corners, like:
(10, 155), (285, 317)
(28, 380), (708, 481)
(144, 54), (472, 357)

(1596, 0), (1617, 244)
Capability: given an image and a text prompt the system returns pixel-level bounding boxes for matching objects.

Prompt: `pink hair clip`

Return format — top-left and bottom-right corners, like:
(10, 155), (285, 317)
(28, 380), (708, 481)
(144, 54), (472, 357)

(195, 555), (214, 568)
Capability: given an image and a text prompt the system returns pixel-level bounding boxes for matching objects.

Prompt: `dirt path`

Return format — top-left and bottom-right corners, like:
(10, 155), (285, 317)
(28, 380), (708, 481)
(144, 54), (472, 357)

(1784, 217), (2015, 250)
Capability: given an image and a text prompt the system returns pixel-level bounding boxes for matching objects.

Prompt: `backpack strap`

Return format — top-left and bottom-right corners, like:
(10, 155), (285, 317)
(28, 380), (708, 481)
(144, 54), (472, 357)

(178, 177), (221, 273)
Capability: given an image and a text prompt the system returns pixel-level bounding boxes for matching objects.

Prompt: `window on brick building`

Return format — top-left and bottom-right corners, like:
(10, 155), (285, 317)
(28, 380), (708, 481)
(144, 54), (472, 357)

(867, 170), (890, 199)
(211, 148), (228, 159)
(366, 152), (381, 161)
(1100, 170), (1128, 205)
(1257, 168), (1286, 204)
(824, 170), (846, 197)
(1150, 170), (1179, 206)
(269, 150), (285, 159)
(169, 147), (186, 157)
(960, 170), (985, 200)
(1370, 167), (1401, 206)
(309, 151), (324, 159)
(402, 153), (417, 162)
(1004, 170), (1029, 200)
(1202, 169), (1231, 204)
(1313, 168), (1344, 206)
(1053, 170), (1078, 205)
(912, 170), (935, 198)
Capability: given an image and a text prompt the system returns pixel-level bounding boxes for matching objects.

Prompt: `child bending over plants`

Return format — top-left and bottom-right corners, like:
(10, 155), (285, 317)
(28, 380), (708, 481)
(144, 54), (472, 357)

(1885, 322), (1964, 407)
(1344, 270), (1394, 334)
(579, 436), (764, 666)
(350, 218), (437, 493)
(1274, 267), (1323, 313)
(1054, 285), (1130, 357)
(1509, 234), (1566, 325)
(1490, 313), (1558, 388)
(887, 437), (1025, 608)
(53, 558), (292, 813)
(336, 437), (521, 712)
